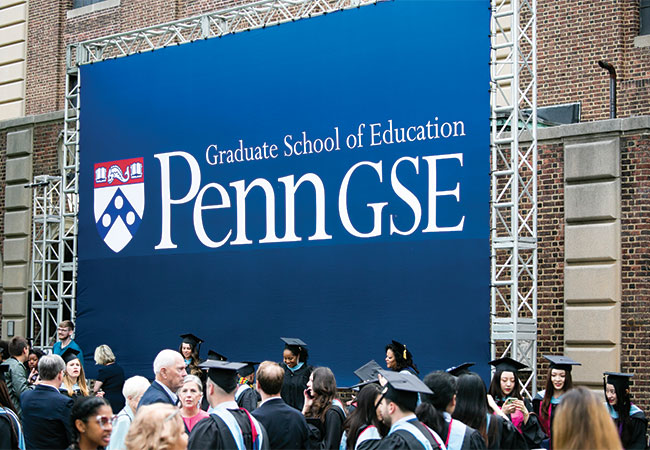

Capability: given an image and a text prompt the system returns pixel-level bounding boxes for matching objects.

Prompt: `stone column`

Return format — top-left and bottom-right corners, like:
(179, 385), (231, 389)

(564, 137), (621, 389)
(2, 127), (33, 339)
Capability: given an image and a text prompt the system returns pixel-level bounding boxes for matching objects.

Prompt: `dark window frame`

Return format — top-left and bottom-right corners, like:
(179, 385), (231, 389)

(641, 0), (650, 35)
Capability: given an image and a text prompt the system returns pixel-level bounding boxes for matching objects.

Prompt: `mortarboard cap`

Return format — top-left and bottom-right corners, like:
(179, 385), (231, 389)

(446, 362), (475, 377)
(207, 350), (228, 361)
(199, 360), (246, 393)
(238, 361), (259, 378)
(61, 347), (81, 365)
(180, 333), (204, 348)
(489, 357), (528, 374)
(281, 337), (307, 347)
(378, 370), (432, 412)
(544, 355), (581, 372)
(354, 360), (383, 383)
(604, 372), (633, 391)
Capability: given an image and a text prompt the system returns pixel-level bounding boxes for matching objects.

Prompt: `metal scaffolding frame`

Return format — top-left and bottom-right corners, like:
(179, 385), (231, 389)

(490, 0), (538, 396)
(30, 0), (538, 375)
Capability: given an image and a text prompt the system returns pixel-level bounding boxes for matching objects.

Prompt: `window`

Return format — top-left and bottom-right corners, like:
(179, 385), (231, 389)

(642, 0), (650, 35)
(73, 0), (107, 8)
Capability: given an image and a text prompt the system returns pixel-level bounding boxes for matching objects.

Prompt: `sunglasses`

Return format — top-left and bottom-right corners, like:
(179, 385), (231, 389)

(94, 415), (116, 429)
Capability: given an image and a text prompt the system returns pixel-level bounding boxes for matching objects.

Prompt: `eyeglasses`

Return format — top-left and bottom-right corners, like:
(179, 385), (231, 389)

(95, 415), (116, 429)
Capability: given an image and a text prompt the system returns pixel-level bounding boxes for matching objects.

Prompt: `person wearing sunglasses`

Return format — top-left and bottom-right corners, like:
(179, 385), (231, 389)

(69, 396), (113, 450)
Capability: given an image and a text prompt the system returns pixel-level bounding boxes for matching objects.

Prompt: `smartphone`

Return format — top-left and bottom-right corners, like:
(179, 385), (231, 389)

(504, 397), (516, 405)
(305, 388), (314, 399)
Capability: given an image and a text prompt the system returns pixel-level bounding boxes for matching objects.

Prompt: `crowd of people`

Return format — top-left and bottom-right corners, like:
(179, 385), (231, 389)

(0, 324), (648, 450)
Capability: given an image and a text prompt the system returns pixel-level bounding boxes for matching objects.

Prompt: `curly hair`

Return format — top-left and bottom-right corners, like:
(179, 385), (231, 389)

(125, 404), (186, 450)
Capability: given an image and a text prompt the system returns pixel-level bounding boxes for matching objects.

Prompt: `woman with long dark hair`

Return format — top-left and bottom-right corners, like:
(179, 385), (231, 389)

(0, 365), (25, 450)
(178, 334), (203, 378)
(68, 396), (113, 450)
(384, 340), (418, 375)
(280, 337), (313, 411)
(453, 372), (527, 450)
(604, 372), (648, 449)
(341, 383), (388, 450)
(532, 355), (579, 447)
(486, 358), (544, 448)
(416, 371), (485, 450)
(302, 367), (346, 450)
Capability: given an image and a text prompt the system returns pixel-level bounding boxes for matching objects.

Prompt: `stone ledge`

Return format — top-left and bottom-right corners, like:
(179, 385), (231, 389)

(520, 116), (650, 143)
(0, 110), (64, 131)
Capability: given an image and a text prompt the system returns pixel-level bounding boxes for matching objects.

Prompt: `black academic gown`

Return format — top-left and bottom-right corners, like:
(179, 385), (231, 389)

(441, 415), (486, 450)
(280, 362), (313, 411)
(495, 397), (544, 449)
(486, 414), (529, 450)
(532, 391), (557, 447)
(235, 384), (261, 412)
(612, 405), (649, 450)
(187, 406), (269, 450)
(306, 403), (346, 450)
(376, 418), (442, 450)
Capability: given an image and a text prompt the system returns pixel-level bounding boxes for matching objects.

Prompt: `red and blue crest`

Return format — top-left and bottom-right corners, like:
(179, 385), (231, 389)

(93, 158), (145, 253)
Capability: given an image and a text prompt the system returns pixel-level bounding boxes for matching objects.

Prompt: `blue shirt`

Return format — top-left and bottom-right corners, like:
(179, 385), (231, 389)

(52, 340), (84, 368)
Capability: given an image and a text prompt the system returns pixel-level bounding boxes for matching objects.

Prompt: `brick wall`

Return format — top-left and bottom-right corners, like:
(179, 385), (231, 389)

(538, 0), (650, 121)
(620, 132), (650, 412)
(535, 141), (566, 381)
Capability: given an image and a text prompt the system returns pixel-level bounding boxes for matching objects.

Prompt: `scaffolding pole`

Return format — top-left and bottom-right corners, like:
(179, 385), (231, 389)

(490, 0), (538, 397)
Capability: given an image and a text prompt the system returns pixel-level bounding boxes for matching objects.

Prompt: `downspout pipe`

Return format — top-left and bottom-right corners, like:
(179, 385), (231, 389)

(598, 60), (617, 119)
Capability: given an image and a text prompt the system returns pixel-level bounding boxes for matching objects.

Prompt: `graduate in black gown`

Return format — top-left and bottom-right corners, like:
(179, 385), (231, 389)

(179, 333), (204, 378)
(487, 357), (544, 449)
(532, 355), (580, 448)
(187, 360), (269, 450)
(302, 366), (347, 450)
(385, 340), (419, 375)
(280, 337), (313, 411)
(341, 383), (388, 450)
(375, 370), (444, 449)
(235, 361), (261, 412)
(416, 371), (486, 450)
(453, 372), (529, 450)
(604, 371), (649, 450)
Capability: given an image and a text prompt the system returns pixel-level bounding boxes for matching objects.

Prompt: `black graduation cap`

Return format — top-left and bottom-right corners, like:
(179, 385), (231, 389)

(378, 370), (432, 412)
(238, 361), (259, 378)
(604, 372), (633, 391)
(389, 340), (412, 361)
(446, 362), (475, 377)
(489, 357), (528, 374)
(544, 355), (581, 372)
(180, 333), (204, 349)
(281, 337), (307, 354)
(60, 347), (81, 365)
(354, 360), (383, 382)
(199, 360), (246, 393)
(207, 350), (228, 361)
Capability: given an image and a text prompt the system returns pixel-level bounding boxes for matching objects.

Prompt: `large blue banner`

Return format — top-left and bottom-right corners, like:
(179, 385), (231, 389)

(77, 0), (490, 385)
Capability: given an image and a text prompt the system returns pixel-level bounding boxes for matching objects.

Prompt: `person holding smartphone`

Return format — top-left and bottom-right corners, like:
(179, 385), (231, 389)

(487, 357), (545, 448)
(302, 367), (346, 450)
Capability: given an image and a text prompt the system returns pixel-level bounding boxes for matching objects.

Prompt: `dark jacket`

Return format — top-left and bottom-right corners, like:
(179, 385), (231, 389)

(137, 380), (176, 408)
(21, 384), (74, 450)
(252, 397), (310, 449)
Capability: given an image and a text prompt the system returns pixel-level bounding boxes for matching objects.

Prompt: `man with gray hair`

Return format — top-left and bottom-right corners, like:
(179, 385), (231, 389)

(20, 354), (74, 450)
(138, 349), (187, 408)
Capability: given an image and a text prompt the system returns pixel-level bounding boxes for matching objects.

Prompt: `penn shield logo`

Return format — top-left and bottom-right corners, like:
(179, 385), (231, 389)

(94, 158), (144, 253)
